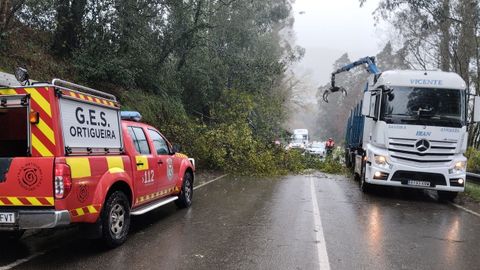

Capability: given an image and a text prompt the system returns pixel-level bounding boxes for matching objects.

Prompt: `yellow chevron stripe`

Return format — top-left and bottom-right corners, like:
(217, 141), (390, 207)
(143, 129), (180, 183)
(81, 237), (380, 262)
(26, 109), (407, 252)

(69, 91), (76, 97)
(7, 197), (22, 206)
(135, 187), (177, 205)
(78, 94), (85, 100)
(0, 89), (19, 95)
(0, 197), (54, 206)
(26, 197), (42, 206)
(87, 205), (98, 214)
(87, 96), (93, 101)
(37, 119), (55, 144)
(24, 88), (51, 117)
(32, 133), (53, 156)
(46, 197), (54, 205)
(78, 208), (86, 216)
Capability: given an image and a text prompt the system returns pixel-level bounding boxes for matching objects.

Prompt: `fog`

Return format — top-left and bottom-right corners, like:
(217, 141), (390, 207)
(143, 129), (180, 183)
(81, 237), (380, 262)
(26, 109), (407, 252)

(287, 0), (385, 142)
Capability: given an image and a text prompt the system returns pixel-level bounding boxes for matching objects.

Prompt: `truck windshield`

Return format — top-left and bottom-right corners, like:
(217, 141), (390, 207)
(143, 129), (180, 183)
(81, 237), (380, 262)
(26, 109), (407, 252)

(381, 87), (465, 128)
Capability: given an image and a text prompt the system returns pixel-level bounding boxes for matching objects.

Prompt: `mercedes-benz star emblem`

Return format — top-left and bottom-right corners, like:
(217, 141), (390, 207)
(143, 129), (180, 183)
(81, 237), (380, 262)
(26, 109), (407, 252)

(415, 139), (430, 152)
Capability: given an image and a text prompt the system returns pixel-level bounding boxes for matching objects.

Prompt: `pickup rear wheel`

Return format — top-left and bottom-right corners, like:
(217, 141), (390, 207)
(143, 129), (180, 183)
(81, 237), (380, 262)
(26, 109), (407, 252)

(175, 172), (193, 209)
(101, 191), (131, 248)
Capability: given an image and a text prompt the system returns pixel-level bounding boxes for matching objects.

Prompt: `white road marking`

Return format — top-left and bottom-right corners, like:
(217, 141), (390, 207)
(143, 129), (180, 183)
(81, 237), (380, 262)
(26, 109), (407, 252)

(0, 174), (228, 270)
(0, 252), (45, 270)
(193, 174), (228, 190)
(449, 202), (480, 218)
(310, 177), (331, 270)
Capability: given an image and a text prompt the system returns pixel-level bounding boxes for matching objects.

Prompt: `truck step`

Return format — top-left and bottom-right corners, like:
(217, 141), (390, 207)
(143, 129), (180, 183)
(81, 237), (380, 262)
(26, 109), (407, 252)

(130, 196), (178, 216)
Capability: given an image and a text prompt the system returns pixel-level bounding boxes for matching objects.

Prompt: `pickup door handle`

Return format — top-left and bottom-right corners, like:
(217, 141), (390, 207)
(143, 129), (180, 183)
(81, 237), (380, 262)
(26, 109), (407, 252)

(136, 162), (144, 166)
(157, 160), (164, 165)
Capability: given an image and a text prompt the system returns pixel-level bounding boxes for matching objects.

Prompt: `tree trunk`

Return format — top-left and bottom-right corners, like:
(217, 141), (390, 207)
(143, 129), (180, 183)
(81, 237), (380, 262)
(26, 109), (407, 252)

(52, 0), (87, 57)
(439, 0), (451, 71)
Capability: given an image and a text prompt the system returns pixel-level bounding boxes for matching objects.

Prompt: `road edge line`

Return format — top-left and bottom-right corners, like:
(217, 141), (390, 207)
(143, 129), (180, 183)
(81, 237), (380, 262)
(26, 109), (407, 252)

(193, 174), (228, 190)
(310, 177), (331, 270)
(0, 251), (45, 270)
(449, 202), (480, 218)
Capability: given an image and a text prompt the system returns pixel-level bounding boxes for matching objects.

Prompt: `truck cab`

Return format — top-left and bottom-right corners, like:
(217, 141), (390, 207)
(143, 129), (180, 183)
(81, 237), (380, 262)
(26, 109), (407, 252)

(354, 70), (473, 200)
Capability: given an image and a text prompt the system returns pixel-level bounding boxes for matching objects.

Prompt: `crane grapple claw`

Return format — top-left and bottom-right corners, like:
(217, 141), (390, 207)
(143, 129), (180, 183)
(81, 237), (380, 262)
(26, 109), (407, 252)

(322, 90), (330, 103)
(322, 87), (348, 103)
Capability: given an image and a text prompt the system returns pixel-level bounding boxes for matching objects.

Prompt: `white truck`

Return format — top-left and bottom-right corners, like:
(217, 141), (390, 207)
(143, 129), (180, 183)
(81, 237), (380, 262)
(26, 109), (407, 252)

(289, 129), (309, 149)
(324, 56), (480, 201)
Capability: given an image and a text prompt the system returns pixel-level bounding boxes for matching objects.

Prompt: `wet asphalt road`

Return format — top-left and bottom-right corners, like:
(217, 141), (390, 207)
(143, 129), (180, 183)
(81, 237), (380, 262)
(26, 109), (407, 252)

(1, 173), (480, 270)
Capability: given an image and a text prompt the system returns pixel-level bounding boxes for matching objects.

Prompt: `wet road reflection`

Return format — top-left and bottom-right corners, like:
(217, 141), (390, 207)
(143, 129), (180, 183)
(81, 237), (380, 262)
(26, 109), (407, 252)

(1, 174), (479, 270)
(315, 174), (480, 270)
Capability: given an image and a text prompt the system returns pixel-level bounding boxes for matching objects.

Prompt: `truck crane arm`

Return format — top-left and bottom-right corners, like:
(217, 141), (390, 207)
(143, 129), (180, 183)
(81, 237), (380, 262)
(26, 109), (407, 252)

(322, 56), (381, 103)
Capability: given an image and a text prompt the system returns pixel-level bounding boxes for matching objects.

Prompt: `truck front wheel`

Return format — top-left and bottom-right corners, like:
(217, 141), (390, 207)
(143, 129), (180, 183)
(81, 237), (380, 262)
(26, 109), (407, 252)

(360, 162), (371, 193)
(437, 191), (458, 202)
(175, 172), (193, 208)
(101, 191), (131, 248)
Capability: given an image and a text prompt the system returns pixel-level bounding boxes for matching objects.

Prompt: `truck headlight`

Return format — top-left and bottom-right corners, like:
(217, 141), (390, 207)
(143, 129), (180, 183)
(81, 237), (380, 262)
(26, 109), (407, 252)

(453, 161), (466, 171)
(374, 155), (387, 165)
(453, 161), (466, 172)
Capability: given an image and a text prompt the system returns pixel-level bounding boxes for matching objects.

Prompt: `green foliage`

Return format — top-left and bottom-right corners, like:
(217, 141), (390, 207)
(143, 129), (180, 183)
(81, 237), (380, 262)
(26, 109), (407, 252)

(0, 0), (318, 176)
(465, 147), (480, 173)
(466, 183), (480, 202)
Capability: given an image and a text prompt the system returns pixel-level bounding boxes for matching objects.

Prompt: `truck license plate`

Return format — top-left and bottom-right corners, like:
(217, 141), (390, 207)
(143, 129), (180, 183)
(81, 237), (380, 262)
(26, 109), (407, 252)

(407, 180), (430, 187)
(0, 212), (15, 224)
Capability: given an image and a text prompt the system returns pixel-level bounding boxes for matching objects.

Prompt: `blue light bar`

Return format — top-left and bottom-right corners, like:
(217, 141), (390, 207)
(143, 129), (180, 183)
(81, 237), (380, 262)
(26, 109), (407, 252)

(121, 111), (142, 122)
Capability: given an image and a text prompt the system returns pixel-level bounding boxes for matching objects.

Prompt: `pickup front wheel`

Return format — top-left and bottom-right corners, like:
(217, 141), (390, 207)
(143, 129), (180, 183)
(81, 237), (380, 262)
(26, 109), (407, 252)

(101, 191), (131, 248)
(175, 172), (193, 208)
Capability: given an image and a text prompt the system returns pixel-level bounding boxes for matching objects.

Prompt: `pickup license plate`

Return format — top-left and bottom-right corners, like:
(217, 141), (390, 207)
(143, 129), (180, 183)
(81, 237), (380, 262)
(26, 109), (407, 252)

(407, 180), (431, 187)
(0, 212), (15, 224)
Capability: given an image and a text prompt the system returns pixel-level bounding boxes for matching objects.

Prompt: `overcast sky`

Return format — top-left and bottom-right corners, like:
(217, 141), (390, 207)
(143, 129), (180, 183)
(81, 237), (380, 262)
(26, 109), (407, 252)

(292, 0), (385, 86)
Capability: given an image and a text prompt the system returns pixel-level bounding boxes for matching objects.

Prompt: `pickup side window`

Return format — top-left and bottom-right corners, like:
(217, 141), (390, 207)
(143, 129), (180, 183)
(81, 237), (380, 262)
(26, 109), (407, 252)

(128, 126), (151, 155)
(148, 129), (169, 155)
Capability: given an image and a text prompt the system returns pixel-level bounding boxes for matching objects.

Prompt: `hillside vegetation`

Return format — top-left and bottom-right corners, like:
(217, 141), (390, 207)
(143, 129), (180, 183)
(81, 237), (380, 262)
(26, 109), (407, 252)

(0, 0), (322, 175)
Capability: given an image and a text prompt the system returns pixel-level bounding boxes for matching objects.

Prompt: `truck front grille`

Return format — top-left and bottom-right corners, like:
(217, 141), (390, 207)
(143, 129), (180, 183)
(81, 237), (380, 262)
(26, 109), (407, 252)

(391, 171), (447, 186)
(388, 138), (456, 166)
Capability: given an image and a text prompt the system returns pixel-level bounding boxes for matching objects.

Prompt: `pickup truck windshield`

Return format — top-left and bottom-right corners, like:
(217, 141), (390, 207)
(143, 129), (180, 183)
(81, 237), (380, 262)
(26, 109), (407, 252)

(381, 87), (465, 128)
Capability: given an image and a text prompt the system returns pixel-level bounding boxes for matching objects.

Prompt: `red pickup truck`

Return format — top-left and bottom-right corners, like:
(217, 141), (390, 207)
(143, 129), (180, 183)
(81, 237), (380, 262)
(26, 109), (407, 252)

(0, 79), (195, 247)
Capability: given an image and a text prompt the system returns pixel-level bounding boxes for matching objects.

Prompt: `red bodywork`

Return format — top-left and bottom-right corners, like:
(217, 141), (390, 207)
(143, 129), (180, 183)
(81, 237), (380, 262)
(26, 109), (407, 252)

(0, 86), (195, 225)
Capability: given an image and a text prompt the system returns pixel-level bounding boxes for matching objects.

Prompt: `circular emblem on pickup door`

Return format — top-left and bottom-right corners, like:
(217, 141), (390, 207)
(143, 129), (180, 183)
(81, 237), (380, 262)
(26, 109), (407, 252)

(415, 139), (430, 152)
(17, 163), (42, 191)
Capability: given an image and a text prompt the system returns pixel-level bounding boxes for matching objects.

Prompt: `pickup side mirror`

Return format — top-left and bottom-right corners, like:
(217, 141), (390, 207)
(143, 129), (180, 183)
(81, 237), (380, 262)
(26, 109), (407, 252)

(172, 144), (182, 154)
(474, 96), (480, 122)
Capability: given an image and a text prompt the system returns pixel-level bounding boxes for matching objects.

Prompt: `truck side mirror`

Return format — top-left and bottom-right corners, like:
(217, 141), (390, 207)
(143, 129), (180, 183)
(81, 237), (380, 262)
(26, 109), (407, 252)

(362, 91), (379, 121)
(362, 92), (371, 116)
(474, 96), (480, 122)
